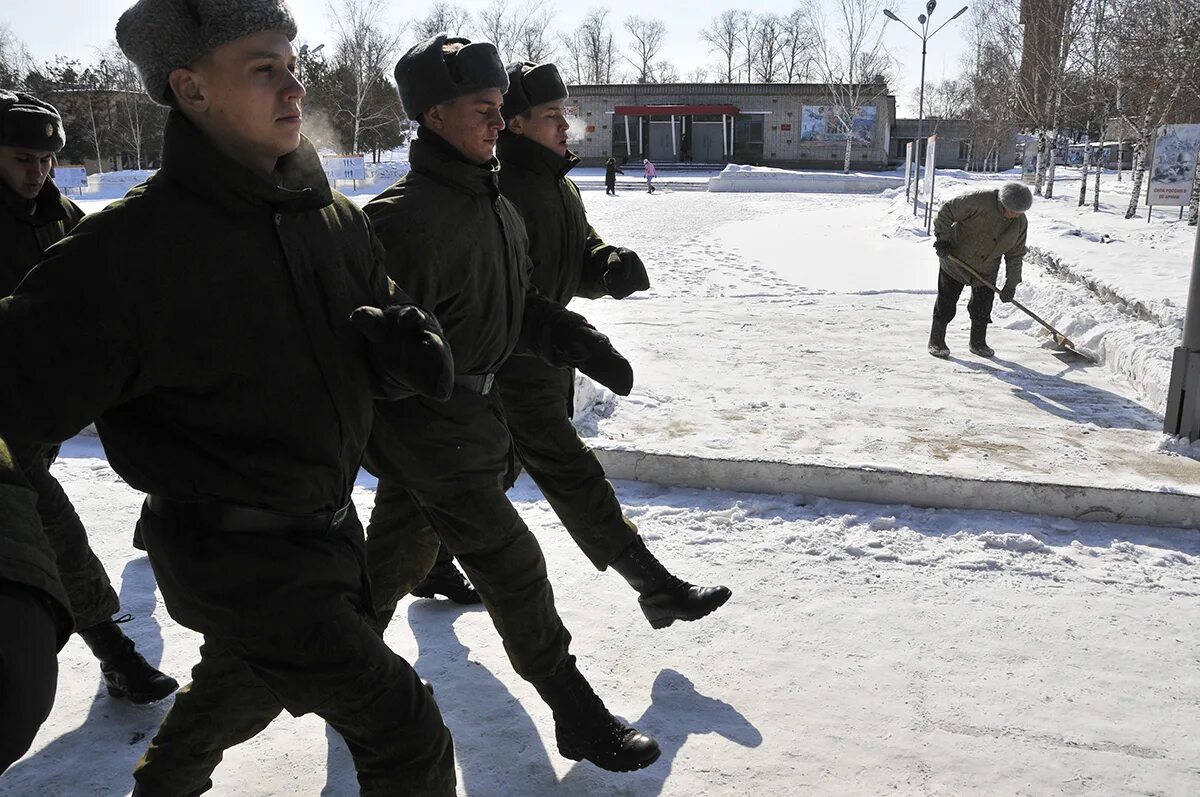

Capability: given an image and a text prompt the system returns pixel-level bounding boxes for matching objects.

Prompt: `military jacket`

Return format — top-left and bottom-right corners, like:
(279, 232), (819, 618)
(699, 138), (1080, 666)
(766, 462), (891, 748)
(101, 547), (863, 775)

(0, 176), (85, 296)
(934, 188), (1028, 288)
(366, 132), (536, 376)
(0, 112), (398, 514)
(496, 133), (614, 306)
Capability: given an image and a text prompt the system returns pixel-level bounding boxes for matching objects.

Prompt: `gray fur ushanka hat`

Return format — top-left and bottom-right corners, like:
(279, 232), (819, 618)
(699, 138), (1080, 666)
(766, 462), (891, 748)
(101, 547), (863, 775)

(394, 33), (509, 120)
(501, 61), (568, 121)
(999, 182), (1033, 213)
(115, 0), (298, 105)
(0, 90), (66, 151)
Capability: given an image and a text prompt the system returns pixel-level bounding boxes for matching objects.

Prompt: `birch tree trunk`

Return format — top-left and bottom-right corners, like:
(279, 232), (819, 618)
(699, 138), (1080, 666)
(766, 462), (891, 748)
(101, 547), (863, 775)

(1189, 162), (1199, 226)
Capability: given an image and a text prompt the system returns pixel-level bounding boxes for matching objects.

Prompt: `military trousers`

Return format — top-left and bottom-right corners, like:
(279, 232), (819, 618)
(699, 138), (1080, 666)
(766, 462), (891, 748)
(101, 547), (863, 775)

(21, 444), (120, 631)
(494, 354), (637, 570)
(365, 390), (572, 682)
(933, 268), (995, 325)
(0, 583), (59, 773)
(133, 501), (455, 797)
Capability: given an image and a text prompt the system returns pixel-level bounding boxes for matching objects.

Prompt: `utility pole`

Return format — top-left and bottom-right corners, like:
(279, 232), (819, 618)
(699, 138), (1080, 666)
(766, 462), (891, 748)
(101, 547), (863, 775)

(1165, 221), (1200, 440)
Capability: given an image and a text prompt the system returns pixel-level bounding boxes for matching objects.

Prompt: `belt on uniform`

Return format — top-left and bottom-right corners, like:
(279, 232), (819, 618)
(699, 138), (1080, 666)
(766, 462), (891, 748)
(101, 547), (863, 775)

(454, 373), (495, 395)
(144, 495), (352, 536)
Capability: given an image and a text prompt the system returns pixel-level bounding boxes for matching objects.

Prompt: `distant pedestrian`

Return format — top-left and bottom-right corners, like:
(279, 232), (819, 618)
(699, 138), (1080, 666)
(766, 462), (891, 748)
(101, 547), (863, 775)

(929, 182), (1031, 359)
(642, 158), (657, 193)
(604, 156), (623, 195)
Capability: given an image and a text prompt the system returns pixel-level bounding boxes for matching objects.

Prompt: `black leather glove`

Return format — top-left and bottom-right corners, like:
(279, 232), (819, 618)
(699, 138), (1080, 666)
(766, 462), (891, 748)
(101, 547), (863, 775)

(557, 323), (634, 396)
(350, 304), (455, 401)
(602, 248), (650, 299)
(933, 239), (952, 258)
(998, 282), (1017, 303)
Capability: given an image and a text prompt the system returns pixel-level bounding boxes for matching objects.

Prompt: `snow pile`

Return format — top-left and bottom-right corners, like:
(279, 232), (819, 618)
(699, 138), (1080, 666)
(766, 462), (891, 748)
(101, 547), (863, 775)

(1156, 434), (1200, 461)
(709, 164), (903, 194)
(571, 374), (617, 437)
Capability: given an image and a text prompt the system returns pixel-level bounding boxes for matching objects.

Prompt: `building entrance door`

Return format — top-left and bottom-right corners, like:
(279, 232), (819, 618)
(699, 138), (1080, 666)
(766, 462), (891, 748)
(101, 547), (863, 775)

(691, 121), (725, 163)
(648, 120), (678, 161)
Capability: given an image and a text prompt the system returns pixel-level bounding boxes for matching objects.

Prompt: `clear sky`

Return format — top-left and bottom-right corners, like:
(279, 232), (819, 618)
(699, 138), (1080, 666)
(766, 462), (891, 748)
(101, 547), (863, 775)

(4, 0), (971, 117)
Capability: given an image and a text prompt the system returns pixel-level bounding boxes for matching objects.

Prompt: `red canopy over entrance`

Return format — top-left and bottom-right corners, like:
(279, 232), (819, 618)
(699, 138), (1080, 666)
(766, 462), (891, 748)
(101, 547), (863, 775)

(613, 104), (740, 116)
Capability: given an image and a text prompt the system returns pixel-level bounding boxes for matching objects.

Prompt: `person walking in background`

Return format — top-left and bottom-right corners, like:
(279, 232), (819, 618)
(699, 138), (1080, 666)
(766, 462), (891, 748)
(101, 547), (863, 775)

(642, 157), (657, 193)
(604, 156), (623, 195)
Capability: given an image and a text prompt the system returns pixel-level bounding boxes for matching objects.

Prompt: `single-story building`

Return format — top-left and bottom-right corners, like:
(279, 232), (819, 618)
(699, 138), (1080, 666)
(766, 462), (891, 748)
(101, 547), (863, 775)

(890, 118), (1018, 172)
(564, 82), (895, 170)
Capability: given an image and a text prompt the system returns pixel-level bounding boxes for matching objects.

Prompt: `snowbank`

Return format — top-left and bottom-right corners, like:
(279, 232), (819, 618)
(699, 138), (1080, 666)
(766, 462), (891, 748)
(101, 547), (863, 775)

(708, 164), (904, 194)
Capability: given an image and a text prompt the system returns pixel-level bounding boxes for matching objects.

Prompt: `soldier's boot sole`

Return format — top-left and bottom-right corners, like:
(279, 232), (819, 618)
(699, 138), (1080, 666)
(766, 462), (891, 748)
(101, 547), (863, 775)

(639, 585), (732, 629)
(928, 344), (950, 358)
(969, 343), (995, 358)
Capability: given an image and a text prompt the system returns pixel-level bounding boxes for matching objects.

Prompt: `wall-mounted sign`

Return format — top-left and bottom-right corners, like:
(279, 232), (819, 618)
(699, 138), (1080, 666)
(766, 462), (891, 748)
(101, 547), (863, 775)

(321, 154), (366, 182)
(54, 165), (88, 189)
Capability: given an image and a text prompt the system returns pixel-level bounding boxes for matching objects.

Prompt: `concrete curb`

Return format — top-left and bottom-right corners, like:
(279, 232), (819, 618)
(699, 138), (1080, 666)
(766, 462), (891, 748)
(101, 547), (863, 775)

(592, 448), (1200, 530)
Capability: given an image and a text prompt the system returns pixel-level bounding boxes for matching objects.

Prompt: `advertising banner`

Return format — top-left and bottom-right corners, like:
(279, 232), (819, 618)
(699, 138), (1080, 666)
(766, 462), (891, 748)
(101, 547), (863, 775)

(1147, 124), (1200, 206)
(924, 135), (937, 231)
(799, 105), (877, 144)
(321, 154), (366, 182)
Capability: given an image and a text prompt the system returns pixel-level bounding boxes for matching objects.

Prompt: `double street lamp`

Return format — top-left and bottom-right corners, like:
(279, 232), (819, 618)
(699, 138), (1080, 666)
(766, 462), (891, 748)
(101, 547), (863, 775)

(883, 1), (969, 215)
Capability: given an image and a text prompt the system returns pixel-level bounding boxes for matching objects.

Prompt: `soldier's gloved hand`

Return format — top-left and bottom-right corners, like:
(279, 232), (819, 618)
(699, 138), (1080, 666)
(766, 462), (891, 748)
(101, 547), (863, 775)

(998, 282), (1018, 303)
(933, 239), (952, 258)
(559, 324), (634, 396)
(350, 304), (455, 401)
(602, 248), (650, 299)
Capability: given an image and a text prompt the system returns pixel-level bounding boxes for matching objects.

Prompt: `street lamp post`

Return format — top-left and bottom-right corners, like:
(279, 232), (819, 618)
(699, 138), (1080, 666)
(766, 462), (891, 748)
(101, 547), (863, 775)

(1164, 221), (1200, 440)
(884, 2), (969, 216)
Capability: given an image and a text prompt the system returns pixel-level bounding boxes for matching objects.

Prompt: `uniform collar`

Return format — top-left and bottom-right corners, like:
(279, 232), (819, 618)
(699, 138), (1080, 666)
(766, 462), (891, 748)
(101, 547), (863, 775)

(496, 131), (579, 179)
(158, 111), (333, 213)
(0, 175), (68, 227)
(409, 129), (500, 197)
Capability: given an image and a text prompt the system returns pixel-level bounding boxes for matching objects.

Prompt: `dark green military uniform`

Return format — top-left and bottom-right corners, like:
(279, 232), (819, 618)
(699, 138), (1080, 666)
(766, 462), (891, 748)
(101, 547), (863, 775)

(0, 435), (73, 772)
(0, 175), (121, 632)
(363, 130), (578, 680)
(493, 132), (638, 570)
(0, 112), (455, 796)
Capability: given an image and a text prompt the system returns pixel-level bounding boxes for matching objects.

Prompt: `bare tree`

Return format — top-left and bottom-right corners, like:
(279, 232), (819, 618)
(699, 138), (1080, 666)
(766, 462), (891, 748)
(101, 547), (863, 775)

(623, 16), (667, 83)
(809, 0), (892, 172)
(561, 8), (617, 84)
(1112, 0), (1200, 218)
(702, 10), (743, 83)
(752, 13), (784, 83)
(651, 60), (680, 83)
(780, 9), (815, 83)
(104, 43), (164, 169)
(509, 1), (557, 62)
(411, 2), (473, 41)
(686, 66), (710, 82)
(0, 22), (32, 89)
(328, 0), (403, 153)
(737, 12), (761, 83)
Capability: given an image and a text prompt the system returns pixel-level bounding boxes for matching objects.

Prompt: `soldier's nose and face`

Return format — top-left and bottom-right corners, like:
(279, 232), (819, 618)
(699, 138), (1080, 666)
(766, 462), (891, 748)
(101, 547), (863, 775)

(1002, 208), (1024, 220)
(0, 146), (54, 200)
(180, 31), (306, 173)
(510, 100), (570, 158)
(427, 88), (505, 165)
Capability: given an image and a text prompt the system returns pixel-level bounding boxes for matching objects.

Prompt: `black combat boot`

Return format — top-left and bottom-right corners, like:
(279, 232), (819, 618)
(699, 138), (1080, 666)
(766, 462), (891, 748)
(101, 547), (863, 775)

(410, 556), (482, 604)
(928, 319), (950, 358)
(532, 658), (661, 772)
(78, 618), (179, 703)
(610, 536), (731, 629)
(132, 519), (146, 551)
(969, 319), (994, 358)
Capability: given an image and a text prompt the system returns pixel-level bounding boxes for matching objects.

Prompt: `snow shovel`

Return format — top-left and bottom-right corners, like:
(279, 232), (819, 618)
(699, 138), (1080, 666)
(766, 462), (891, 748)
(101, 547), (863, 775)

(944, 254), (1095, 363)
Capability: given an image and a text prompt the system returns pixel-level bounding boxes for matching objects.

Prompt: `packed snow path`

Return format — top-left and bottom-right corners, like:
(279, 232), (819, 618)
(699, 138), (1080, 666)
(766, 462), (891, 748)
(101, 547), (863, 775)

(571, 190), (1200, 508)
(3, 445), (1198, 795)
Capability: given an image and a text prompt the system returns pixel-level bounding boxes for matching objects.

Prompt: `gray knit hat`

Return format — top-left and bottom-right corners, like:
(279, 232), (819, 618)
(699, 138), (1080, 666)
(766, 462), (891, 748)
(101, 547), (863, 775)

(999, 182), (1033, 213)
(116, 0), (298, 105)
(0, 90), (65, 152)
(395, 33), (509, 120)
(501, 61), (568, 121)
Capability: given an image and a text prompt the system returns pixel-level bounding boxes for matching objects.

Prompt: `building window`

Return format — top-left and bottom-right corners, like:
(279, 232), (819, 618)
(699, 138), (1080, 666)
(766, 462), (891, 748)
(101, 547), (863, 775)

(734, 115), (764, 164)
(958, 141), (970, 160)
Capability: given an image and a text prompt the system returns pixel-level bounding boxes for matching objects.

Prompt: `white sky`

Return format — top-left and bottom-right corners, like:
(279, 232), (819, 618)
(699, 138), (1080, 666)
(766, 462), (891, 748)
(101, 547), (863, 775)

(5, 0), (971, 117)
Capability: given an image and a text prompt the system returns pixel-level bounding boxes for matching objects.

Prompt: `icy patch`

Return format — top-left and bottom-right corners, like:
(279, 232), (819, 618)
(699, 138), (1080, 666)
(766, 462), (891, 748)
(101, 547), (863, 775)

(975, 531), (1053, 554)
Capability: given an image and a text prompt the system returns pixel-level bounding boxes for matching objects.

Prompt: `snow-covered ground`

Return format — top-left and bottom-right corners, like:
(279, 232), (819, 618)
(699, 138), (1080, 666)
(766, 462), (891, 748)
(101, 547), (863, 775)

(4, 442), (1198, 796)
(9, 164), (1199, 795)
